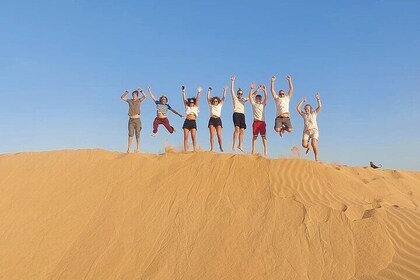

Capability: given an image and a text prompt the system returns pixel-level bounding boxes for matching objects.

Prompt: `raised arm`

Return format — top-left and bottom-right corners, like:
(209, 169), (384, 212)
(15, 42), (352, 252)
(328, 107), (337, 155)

(230, 76), (236, 99)
(315, 92), (322, 113)
(296, 97), (306, 116)
(207, 87), (212, 104)
(262, 85), (268, 106)
(195, 87), (202, 105)
(148, 87), (157, 102)
(270, 76), (278, 99)
(120, 90), (129, 102)
(169, 108), (183, 118)
(221, 86), (227, 103)
(249, 83), (256, 105)
(137, 88), (146, 102)
(286, 75), (294, 98)
(182, 86), (187, 105)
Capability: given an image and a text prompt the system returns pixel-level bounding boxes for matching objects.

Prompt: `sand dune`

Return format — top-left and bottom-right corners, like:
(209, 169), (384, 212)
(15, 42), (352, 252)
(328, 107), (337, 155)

(0, 150), (419, 280)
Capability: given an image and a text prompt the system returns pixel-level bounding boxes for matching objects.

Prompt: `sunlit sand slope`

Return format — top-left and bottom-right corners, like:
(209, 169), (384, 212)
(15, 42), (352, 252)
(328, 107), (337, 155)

(0, 150), (419, 280)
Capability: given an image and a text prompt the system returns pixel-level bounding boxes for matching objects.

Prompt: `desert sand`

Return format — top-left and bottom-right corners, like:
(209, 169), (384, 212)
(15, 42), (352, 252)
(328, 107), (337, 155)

(0, 149), (419, 280)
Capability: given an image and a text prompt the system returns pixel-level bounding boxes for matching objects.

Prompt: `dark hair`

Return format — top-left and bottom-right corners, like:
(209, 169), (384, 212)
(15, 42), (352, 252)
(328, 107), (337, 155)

(211, 97), (221, 103)
(159, 95), (168, 103)
(187, 98), (196, 104)
(304, 104), (312, 110)
(279, 89), (285, 94)
(132, 90), (139, 96)
(256, 94), (262, 99)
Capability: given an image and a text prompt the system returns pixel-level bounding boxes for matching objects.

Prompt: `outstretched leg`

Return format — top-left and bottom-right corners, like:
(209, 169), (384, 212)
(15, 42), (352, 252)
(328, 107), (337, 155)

(135, 136), (140, 153)
(262, 136), (268, 156)
(183, 129), (189, 152)
(152, 117), (159, 136)
(209, 126), (215, 151)
(311, 138), (319, 161)
(238, 128), (245, 152)
(232, 126), (239, 151)
(191, 129), (197, 151)
(216, 126), (223, 152)
(251, 136), (257, 154)
(127, 136), (133, 153)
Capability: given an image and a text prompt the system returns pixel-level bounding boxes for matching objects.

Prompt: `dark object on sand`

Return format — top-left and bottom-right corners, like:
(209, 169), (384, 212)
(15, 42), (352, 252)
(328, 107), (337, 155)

(370, 161), (382, 169)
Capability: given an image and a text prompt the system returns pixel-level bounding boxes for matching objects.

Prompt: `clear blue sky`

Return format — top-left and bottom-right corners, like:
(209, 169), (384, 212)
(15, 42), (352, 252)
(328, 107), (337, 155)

(1, 0), (419, 170)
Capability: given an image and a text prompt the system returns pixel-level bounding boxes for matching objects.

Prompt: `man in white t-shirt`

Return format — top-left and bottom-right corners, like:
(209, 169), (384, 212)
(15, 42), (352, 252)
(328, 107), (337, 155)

(296, 93), (322, 161)
(271, 75), (294, 137)
(249, 83), (268, 156)
(230, 76), (249, 152)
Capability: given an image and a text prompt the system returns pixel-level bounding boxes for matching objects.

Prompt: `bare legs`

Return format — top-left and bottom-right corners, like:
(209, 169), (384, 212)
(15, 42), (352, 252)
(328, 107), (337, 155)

(183, 128), (198, 152)
(127, 136), (140, 153)
(216, 126), (223, 152)
(239, 128), (245, 151)
(183, 129), (189, 152)
(232, 127), (239, 151)
(262, 136), (268, 156)
(251, 136), (268, 156)
(312, 138), (319, 161)
(127, 136), (133, 153)
(232, 126), (244, 152)
(302, 138), (319, 161)
(277, 126), (292, 137)
(210, 125), (223, 152)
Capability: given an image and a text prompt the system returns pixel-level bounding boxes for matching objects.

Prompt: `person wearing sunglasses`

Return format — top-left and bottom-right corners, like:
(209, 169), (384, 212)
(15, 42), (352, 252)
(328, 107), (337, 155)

(207, 86), (227, 152)
(230, 76), (249, 152)
(249, 83), (268, 156)
(148, 86), (183, 137)
(181, 86), (201, 152)
(296, 93), (322, 161)
(271, 75), (294, 137)
(120, 88), (147, 153)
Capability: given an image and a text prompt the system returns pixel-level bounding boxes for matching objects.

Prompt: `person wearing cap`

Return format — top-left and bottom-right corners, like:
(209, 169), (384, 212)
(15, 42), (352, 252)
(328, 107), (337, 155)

(230, 76), (249, 152)
(249, 83), (268, 156)
(271, 75), (294, 137)
(296, 93), (322, 161)
(181, 86), (202, 152)
(207, 86), (227, 152)
(148, 86), (183, 137)
(121, 88), (147, 153)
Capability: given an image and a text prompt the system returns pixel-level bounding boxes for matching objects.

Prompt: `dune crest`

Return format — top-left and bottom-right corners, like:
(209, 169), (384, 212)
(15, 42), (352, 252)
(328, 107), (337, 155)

(0, 149), (419, 280)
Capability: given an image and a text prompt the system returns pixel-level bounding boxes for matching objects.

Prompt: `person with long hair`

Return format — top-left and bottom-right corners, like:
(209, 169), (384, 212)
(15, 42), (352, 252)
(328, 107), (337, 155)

(296, 93), (322, 161)
(207, 86), (227, 152)
(181, 86), (201, 152)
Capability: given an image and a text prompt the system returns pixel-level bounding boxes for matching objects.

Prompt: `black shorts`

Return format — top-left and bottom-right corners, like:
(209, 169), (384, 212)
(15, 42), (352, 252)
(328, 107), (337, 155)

(233, 112), (246, 129)
(208, 117), (223, 128)
(182, 119), (197, 130)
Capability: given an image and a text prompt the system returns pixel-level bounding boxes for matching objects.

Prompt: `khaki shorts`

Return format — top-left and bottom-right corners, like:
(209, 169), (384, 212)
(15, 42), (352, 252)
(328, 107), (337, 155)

(274, 116), (293, 130)
(303, 129), (319, 142)
(128, 118), (142, 138)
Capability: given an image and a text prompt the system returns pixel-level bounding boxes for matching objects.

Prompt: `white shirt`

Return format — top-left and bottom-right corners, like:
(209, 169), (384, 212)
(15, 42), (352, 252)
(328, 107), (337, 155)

(302, 111), (318, 132)
(209, 103), (223, 117)
(185, 105), (199, 117)
(274, 95), (290, 116)
(252, 103), (265, 121)
(232, 95), (249, 114)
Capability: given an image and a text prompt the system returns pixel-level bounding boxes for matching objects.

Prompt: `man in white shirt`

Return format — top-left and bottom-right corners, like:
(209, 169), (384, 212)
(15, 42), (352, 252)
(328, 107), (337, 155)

(296, 93), (322, 161)
(230, 76), (249, 152)
(249, 83), (268, 156)
(271, 75), (294, 137)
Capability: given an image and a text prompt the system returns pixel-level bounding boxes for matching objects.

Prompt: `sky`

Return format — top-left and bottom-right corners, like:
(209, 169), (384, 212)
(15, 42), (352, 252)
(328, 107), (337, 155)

(0, 0), (419, 170)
